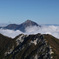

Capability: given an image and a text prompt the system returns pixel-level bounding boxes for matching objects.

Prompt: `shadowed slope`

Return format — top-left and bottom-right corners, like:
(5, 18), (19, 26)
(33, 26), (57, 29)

(44, 34), (59, 59)
(0, 34), (16, 59)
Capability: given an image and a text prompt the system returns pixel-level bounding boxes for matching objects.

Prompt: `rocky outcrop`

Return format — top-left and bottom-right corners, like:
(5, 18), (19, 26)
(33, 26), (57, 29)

(0, 34), (16, 59)
(0, 33), (59, 59)
(5, 34), (52, 59)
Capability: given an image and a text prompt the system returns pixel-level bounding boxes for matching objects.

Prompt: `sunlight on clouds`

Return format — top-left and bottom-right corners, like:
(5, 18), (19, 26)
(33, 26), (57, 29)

(25, 25), (59, 39)
(0, 25), (59, 39)
(0, 29), (23, 38)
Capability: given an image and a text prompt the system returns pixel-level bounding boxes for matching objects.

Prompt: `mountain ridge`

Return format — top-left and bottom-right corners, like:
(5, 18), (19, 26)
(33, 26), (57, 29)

(0, 33), (59, 59)
(3, 20), (40, 32)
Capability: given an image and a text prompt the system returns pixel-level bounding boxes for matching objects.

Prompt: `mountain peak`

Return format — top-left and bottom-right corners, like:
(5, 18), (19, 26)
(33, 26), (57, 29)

(23, 20), (39, 27)
(3, 20), (41, 32)
(26, 19), (31, 21)
(25, 20), (32, 23)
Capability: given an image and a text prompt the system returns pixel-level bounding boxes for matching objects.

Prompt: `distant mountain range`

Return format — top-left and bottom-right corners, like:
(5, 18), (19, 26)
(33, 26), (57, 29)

(0, 20), (59, 32)
(2, 20), (41, 32)
(45, 24), (59, 26)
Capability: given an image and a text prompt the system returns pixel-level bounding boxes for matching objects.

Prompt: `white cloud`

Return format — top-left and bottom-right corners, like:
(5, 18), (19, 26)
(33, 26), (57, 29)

(0, 25), (59, 39)
(25, 25), (59, 39)
(0, 28), (23, 38)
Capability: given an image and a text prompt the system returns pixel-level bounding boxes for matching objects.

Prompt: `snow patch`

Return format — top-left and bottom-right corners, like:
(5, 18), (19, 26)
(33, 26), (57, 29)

(30, 38), (38, 45)
(16, 34), (24, 45)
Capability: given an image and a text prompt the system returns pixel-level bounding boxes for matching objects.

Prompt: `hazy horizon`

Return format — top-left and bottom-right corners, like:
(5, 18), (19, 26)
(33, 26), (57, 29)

(0, 0), (59, 24)
(0, 25), (59, 39)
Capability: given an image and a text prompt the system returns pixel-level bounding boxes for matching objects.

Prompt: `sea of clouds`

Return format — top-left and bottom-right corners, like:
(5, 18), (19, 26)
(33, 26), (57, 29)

(0, 25), (59, 39)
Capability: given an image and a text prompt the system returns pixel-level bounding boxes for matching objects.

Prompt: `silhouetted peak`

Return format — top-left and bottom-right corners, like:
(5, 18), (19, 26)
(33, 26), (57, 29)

(3, 20), (40, 32)
(22, 20), (39, 26)
(25, 20), (33, 23)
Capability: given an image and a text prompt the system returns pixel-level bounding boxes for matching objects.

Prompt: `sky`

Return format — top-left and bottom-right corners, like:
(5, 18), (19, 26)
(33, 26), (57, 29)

(0, 0), (59, 24)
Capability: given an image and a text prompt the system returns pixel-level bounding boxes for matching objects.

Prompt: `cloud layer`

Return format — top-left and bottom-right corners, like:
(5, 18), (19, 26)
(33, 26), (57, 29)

(25, 25), (59, 39)
(0, 29), (23, 38)
(0, 25), (59, 39)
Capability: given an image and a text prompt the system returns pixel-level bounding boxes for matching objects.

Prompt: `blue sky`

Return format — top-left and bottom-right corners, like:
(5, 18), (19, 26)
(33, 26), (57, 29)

(0, 0), (59, 24)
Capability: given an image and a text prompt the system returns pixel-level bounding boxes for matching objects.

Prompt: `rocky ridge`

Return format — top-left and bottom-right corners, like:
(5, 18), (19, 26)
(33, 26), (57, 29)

(0, 33), (59, 59)
(4, 34), (53, 59)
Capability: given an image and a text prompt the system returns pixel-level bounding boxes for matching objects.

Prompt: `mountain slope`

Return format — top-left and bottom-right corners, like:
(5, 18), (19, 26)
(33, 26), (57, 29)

(0, 34), (16, 59)
(4, 24), (18, 30)
(16, 20), (40, 32)
(4, 34), (51, 59)
(0, 33), (59, 59)
(3, 20), (40, 32)
(44, 34), (59, 59)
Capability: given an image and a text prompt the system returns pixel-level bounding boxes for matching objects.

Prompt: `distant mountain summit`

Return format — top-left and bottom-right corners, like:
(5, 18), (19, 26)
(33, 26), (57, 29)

(22, 20), (39, 26)
(3, 20), (40, 32)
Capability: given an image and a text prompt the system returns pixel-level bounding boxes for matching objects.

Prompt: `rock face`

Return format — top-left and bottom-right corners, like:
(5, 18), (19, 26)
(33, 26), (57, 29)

(44, 34), (59, 59)
(3, 33), (51, 59)
(3, 20), (40, 32)
(0, 34), (16, 59)
(0, 33), (59, 59)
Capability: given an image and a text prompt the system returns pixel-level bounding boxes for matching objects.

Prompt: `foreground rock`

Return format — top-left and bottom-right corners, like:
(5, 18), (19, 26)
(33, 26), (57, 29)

(0, 33), (59, 59)
(5, 34), (51, 59)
